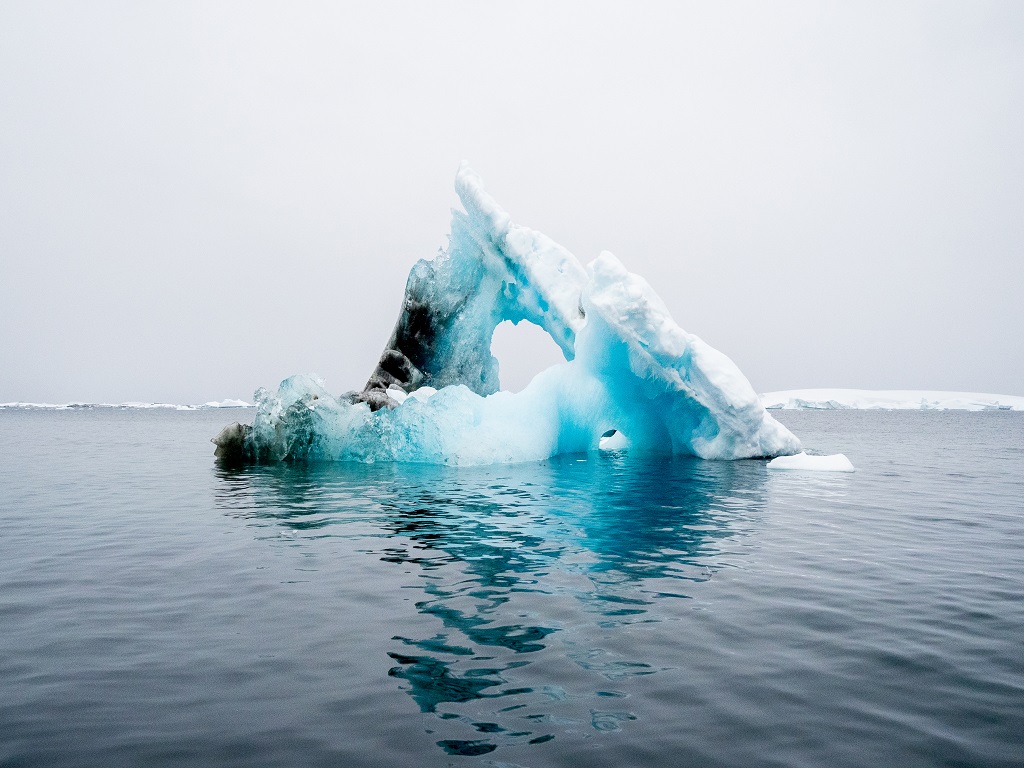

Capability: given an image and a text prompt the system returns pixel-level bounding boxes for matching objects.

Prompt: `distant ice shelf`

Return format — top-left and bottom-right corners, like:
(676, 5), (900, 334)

(0, 400), (253, 410)
(760, 390), (1024, 412)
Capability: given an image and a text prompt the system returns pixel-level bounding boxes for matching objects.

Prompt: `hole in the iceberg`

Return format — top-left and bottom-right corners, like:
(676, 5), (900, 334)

(599, 429), (629, 451)
(489, 319), (566, 393)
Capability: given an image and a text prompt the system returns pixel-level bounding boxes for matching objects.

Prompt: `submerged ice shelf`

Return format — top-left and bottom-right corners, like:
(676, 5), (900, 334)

(214, 165), (802, 466)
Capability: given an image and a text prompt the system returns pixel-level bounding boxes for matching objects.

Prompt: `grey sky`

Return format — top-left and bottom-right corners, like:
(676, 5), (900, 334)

(2, 1), (1022, 404)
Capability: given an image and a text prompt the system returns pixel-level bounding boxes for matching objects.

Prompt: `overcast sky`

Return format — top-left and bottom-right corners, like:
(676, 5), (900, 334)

(2, 1), (1022, 404)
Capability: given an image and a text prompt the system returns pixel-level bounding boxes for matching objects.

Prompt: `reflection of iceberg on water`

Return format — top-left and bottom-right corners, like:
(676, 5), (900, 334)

(214, 164), (801, 466)
(212, 450), (771, 751)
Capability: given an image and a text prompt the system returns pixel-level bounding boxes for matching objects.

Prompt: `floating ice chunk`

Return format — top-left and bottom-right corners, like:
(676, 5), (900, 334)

(215, 166), (802, 466)
(767, 452), (855, 472)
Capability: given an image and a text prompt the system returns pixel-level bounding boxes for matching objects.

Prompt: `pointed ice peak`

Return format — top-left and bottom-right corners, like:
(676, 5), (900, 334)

(455, 161), (512, 238)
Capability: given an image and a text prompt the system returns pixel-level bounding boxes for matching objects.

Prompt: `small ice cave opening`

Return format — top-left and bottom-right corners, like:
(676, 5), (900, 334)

(599, 429), (629, 451)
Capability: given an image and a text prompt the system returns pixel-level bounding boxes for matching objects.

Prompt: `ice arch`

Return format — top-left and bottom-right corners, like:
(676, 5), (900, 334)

(354, 165), (587, 411)
(214, 164), (801, 465)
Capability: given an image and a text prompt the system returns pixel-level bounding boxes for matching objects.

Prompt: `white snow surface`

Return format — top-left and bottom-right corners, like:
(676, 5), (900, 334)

(761, 389), (1024, 411)
(767, 452), (856, 472)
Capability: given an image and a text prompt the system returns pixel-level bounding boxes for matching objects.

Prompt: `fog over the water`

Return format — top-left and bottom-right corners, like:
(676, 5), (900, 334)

(2, 2), (1022, 404)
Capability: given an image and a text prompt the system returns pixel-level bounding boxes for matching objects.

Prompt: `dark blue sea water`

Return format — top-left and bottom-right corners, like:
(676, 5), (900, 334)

(1, 409), (1022, 767)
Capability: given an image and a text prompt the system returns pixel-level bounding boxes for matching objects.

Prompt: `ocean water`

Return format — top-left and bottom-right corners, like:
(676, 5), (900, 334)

(1, 409), (1022, 768)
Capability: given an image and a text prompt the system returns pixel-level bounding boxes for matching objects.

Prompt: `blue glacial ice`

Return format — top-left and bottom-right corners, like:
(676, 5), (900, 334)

(214, 164), (801, 465)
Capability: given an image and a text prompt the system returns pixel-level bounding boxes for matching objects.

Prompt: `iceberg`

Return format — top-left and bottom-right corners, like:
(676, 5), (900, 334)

(214, 164), (801, 466)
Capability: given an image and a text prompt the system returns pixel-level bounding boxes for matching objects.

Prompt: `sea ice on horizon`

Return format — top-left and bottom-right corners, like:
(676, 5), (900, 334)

(214, 164), (801, 466)
(761, 389), (1024, 411)
(202, 399), (253, 409)
(0, 400), (253, 410)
